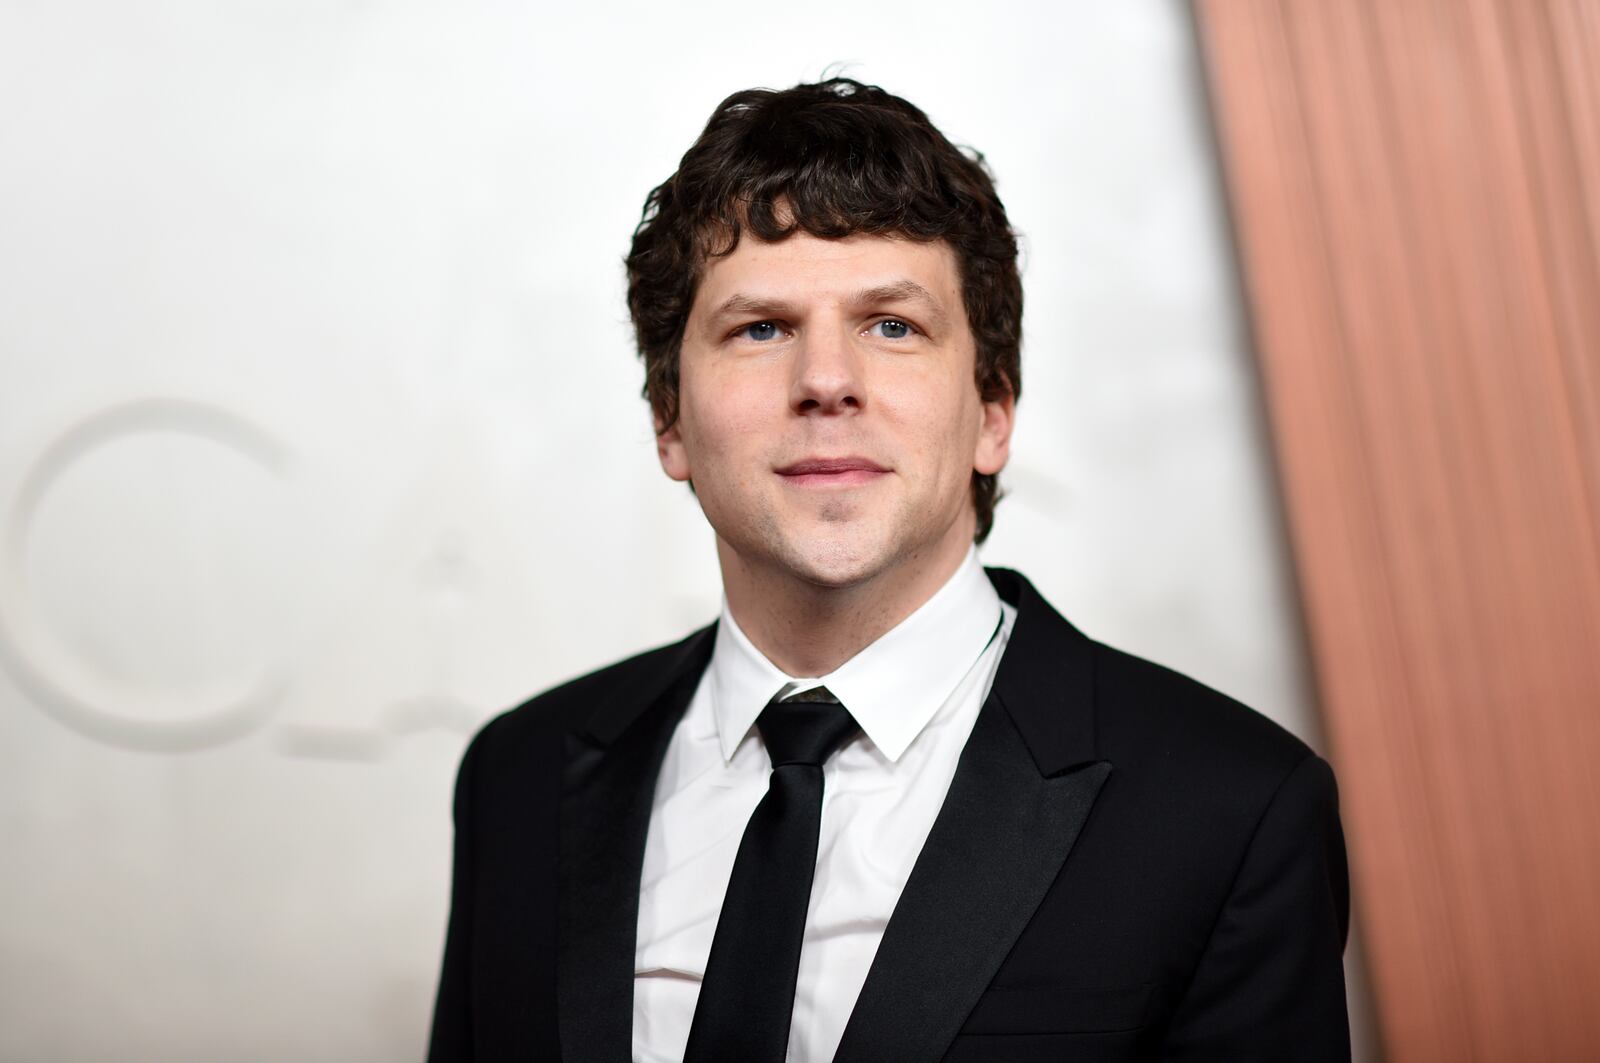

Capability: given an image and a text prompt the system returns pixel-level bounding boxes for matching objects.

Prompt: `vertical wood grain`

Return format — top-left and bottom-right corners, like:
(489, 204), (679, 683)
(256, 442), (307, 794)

(1194, 1), (1600, 1058)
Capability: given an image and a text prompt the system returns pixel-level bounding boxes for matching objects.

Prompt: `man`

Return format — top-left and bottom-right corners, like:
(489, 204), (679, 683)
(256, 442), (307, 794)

(427, 79), (1349, 1062)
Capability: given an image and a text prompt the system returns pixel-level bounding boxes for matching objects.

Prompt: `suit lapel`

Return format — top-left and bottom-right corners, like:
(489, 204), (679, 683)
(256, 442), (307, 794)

(556, 626), (715, 1063)
(833, 568), (1112, 1063)
(554, 569), (1104, 1063)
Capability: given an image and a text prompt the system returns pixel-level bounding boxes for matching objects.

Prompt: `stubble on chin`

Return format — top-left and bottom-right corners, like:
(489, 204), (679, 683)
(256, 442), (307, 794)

(758, 503), (899, 591)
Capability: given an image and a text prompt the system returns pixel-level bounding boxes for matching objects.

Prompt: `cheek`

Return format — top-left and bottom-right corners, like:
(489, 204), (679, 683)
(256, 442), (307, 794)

(679, 369), (777, 468)
(887, 375), (982, 472)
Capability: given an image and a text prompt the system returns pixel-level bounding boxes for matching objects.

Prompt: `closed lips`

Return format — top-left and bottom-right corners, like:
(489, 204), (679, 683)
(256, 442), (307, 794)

(777, 458), (887, 475)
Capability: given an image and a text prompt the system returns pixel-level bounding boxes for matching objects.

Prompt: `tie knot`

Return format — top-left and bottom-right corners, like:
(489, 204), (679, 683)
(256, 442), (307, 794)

(757, 687), (858, 767)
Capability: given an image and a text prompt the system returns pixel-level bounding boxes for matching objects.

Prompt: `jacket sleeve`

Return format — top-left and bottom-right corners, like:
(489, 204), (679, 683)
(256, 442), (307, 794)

(426, 732), (484, 1063)
(1162, 753), (1352, 1061)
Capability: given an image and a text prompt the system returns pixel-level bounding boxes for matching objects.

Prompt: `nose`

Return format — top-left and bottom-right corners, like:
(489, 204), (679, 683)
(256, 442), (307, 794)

(790, 324), (864, 415)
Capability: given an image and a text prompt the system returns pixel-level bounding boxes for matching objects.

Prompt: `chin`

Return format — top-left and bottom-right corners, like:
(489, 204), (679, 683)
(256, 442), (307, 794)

(773, 529), (901, 590)
(714, 495), (945, 592)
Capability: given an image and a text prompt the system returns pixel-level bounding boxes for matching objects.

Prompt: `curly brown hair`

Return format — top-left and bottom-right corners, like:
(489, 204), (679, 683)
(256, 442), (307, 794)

(625, 78), (1022, 542)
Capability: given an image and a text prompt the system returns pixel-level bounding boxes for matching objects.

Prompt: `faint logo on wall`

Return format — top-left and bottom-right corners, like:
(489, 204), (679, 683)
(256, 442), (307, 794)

(0, 398), (479, 757)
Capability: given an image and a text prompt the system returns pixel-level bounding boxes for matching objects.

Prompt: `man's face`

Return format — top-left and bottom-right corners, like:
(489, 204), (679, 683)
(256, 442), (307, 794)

(657, 230), (1013, 591)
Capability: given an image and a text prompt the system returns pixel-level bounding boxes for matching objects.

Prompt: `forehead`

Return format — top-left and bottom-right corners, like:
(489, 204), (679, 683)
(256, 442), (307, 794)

(690, 231), (964, 316)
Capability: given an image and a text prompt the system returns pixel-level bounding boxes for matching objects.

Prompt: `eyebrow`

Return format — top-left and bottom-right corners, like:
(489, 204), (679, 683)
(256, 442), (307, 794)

(851, 281), (951, 330)
(706, 293), (797, 323)
(703, 279), (952, 332)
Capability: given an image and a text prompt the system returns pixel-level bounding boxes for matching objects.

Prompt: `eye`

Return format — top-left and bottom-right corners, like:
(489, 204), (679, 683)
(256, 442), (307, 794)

(739, 321), (783, 342)
(869, 319), (915, 340)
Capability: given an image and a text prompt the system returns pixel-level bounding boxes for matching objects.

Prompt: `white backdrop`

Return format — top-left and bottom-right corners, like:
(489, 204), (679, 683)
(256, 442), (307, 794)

(0, 1), (1374, 1060)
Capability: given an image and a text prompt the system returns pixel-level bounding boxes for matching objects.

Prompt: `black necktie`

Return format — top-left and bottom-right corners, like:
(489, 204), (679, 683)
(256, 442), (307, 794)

(682, 687), (860, 1063)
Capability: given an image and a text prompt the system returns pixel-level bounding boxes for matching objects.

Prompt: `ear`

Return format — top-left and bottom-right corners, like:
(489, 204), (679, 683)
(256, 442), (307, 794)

(972, 389), (1015, 476)
(656, 415), (692, 482)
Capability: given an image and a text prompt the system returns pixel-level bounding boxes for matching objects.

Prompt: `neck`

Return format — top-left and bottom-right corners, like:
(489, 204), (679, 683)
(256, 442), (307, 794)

(718, 530), (975, 678)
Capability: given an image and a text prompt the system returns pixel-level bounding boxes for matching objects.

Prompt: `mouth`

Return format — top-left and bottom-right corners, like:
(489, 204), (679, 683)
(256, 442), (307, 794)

(775, 456), (890, 488)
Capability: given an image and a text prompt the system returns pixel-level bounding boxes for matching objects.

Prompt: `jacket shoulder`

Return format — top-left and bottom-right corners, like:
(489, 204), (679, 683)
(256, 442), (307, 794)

(1081, 638), (1340, 914)
(1090, 638), (1317, 788)
(466, 625), (713, 766)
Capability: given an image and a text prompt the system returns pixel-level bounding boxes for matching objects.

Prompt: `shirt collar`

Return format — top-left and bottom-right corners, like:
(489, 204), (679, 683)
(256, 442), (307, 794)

(708, 547), (1003, 763)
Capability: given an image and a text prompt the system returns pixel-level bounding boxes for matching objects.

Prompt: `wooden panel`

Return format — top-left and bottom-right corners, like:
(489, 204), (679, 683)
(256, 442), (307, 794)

(1193, 1), (1600, 1059)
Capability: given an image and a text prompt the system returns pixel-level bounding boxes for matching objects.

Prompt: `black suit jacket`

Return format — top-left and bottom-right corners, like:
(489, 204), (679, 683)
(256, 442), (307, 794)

(427, 568), (1350, 1062)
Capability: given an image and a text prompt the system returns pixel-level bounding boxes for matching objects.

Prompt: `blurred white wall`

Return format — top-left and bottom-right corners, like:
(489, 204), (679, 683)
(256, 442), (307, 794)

(0, 1), (1373, 1060)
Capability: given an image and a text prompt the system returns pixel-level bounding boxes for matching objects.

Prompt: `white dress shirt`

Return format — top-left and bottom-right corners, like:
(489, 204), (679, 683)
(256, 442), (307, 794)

(632, 547), (1017, 1063)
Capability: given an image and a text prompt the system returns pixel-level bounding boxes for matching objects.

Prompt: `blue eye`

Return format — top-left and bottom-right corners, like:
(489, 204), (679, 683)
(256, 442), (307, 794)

(872, 319), (913, 339)
(741, 321), (781, 341)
